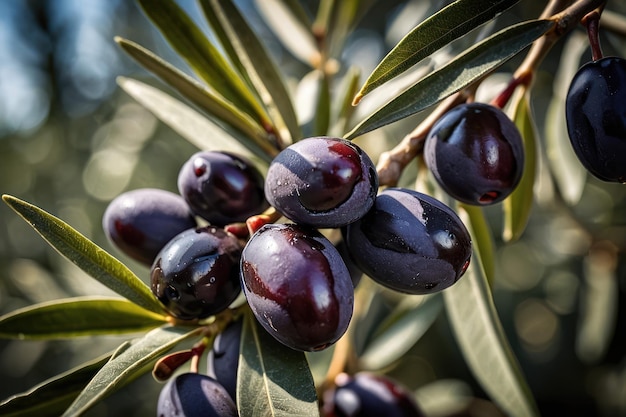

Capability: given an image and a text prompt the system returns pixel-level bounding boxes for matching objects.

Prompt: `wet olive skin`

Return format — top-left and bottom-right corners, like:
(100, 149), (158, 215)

(265, 136), (379, 228)
(343, 188), (471, 295)
(150, 226), (242, 320)
(321, 372), (425, 417)
(424, 102), (524, 205)
(178, 151), (268, 226)
(240, 223), (354, 351)
(566, 57), (626, 183)
(102, 188), (197, 266)
(157, 373), (237, 417)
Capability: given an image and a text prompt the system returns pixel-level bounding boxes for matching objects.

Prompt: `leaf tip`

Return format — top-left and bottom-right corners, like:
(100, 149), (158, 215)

(352, 91), (364, 106)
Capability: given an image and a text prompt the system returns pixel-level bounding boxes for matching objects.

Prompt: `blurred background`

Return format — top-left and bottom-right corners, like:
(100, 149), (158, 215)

(0, 0), (625, 416)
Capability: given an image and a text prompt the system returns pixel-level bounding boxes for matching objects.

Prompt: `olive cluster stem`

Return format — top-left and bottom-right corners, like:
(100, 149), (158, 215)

(375, 0), (608, 187)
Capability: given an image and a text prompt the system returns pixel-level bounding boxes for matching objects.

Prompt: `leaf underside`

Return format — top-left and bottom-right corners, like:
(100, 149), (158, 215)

(443, 208), (539, 417)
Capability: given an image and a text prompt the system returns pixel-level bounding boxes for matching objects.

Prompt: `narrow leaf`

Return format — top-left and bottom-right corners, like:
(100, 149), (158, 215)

(238, 312), (319, 417)
(115, 38), (274, 151)
(2, 195), (166, 315)
(117, 77), (275, 165)
(200, 0), (301, 144)
(458, 203), (495, 286)
(443, 207), (539, 417)
(345, 19), (554, 139)
(137, 0), (269, 125)
(359, 295), (442, 371)
(503, 90), (537, 242)
(253, 0), (319, 66)
(0, 297), (167, 339)
(0, 352), (113, 417)
(62, 325), (201, 417)
(354, 0), (520, 103)
(314, 72), (331, 136)
(545, 31), (588, 205)
(330, 66), (361, 137)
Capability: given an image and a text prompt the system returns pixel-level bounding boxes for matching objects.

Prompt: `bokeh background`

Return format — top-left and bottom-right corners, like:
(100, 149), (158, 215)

(1, 0), (625, 416)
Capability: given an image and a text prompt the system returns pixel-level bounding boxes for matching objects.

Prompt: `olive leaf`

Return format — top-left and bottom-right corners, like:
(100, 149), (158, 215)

(353, 0), (520, 103)
(200, 0), (301, 144)
(62, 325), (202, 417)
(2, 195), (166, 315)
(0, 297), (167, 339)
(253, 0), (319, 66)
(458, 203), (496, 286)
(359, 294), (443, 371)
(117, 77), (275, 167)
(237, 312), (319, 417)
(137, 0), (271, 128)
(503, 90), (537, 242)
(0, 352), (113, 417)
(443, 207), (539, 417)
(345, 19), (555, 139)
(115, 37), (274, 150)
(330, 66), (362, 137)
(544, 31), (588, 205)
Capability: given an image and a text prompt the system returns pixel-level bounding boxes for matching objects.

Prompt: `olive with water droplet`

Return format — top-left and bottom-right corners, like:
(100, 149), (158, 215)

(150, 226), (242, 320)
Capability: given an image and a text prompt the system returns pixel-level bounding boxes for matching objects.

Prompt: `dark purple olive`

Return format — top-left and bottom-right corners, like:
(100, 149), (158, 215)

(151, 226), (242, 320)
(178, 151), (269, 225)
(157, 373), (237, 417)
(566, 56), (626, 183)
(240, 223), (354, 351)
(321, 372), (425, 417)
(424, 102), (524, 205)
(206, 319), (243, 401)
(102, 188), (196, 266)
(265, 136), (378, 227)
(343, 188), (471, 294)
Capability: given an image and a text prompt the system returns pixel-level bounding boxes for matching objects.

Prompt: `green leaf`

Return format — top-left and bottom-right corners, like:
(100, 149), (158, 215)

(0, 352), (113, 417)
(458, 203), (496, 286)
(117, 77), (275, 166)
(345, 19), (554, 139)
(115, 37), (275, 153)
(253, 0), (318, 66)
(330, 66), (361, 137)
(359, 294), (442, 371)
(443, 207), (539, 417)
(2, 195), (166, 315)
(62, 325), (201, 417)
(0, 297), (167, 339)
(238, 312), (319, 417)
(314, 72), (331, 136)
(503, 90), (537, 242)
(137, 0), (269, 126)
(200, 0), (301, 144)
(545, 31), (588, 205)
(354, 0), (520, 103)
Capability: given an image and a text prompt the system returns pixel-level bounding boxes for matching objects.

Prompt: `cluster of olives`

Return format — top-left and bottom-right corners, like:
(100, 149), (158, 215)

(102, 150), (268, 320)
(102, 136), (475, 415)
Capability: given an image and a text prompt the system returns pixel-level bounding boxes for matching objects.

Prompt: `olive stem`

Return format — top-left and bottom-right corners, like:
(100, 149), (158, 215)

(582, 9), (605, 61)
(246, 206), (282, 236)
(375, 90), (471, 187)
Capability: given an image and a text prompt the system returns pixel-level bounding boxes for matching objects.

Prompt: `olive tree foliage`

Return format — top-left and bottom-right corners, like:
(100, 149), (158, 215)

(1, 0), (625, 416)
